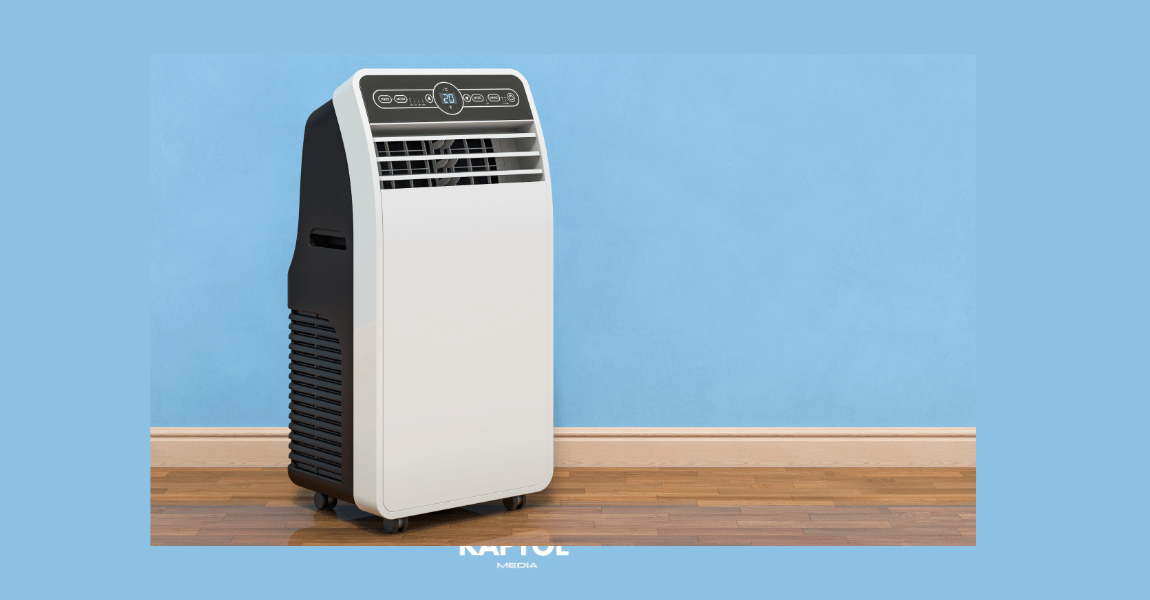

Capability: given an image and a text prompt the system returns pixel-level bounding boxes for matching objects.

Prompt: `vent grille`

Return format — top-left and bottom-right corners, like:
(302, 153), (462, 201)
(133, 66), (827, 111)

(374, 131), (543, 190)
(288, 310), (343, 482)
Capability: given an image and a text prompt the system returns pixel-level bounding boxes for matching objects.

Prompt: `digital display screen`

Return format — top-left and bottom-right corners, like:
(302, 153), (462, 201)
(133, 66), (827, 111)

(441, 93), (456, 104)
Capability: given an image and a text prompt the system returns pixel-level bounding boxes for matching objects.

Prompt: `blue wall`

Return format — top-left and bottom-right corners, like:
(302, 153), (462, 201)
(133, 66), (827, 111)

(151, 55), (975, 427)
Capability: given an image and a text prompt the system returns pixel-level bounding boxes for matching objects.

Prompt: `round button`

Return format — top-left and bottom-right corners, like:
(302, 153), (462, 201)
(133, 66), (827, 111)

(432, 82), (464, 115)
(506, 92), (517, 103)
(425, 94), (433, 103)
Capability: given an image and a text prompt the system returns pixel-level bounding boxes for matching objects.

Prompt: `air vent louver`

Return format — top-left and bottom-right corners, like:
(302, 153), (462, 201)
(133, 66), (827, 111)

(374, 131), (543, 190)
(288, 310), (343, 482)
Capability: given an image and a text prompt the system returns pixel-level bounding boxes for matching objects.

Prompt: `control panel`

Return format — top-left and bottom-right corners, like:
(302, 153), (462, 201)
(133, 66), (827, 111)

(358, 74), (532, 123)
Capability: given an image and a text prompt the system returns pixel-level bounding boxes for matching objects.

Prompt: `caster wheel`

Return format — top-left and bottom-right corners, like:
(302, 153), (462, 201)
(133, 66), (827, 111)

(313, 492), (337, 510)
(383, 517), (409, 534)
(502, 494), (527, 511)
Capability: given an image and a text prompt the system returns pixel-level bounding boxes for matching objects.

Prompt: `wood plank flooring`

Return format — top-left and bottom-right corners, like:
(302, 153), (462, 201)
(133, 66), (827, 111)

(152, 467), (974, 546)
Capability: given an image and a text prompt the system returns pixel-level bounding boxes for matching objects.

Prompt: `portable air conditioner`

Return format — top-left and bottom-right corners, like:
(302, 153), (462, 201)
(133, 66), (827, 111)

(287, 69), (553, 533)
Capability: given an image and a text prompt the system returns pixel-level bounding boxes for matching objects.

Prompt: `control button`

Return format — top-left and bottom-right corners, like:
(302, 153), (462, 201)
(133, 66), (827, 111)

(462, 94), (471, 102)
(487, 93), (501, 102)
(506, 92), (517, 103)
(425, 94), (433, 103)
(376, 94), (392, 104)
(394, 95), (408, 104)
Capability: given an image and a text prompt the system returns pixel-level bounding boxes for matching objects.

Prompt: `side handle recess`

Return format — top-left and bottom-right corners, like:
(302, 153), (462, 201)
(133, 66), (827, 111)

(309, 229), (346, 251)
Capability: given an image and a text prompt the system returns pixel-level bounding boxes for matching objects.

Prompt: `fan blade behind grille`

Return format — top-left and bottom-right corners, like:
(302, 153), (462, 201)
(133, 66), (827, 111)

(373, 131), (544, 190)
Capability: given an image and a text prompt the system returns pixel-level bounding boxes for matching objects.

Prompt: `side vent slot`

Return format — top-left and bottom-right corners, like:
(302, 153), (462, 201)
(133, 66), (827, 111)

(374, 130), (544, 191)
(288, 310), (343, 482)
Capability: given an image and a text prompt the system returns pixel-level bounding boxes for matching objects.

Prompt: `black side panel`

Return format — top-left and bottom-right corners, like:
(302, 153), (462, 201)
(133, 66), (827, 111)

(287, 100), (355, 503)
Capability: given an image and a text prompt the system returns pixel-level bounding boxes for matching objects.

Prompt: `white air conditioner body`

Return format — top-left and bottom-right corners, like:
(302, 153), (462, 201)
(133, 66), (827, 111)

(287, 69), (553, 529)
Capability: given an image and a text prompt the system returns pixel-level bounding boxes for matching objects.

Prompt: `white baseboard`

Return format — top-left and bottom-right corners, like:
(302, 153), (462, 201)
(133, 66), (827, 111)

(151, 427), (975, 468)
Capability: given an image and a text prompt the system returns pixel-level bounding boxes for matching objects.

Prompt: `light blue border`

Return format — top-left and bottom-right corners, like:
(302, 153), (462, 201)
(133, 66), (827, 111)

(6, 2), (1147, 596)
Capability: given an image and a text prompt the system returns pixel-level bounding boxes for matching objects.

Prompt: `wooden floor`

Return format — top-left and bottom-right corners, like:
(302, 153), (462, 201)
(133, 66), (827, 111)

(152, 467), (975, 546)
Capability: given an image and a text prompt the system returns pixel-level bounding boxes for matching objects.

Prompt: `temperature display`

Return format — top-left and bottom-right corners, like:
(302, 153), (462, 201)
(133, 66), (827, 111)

(432, 82), (463, 115)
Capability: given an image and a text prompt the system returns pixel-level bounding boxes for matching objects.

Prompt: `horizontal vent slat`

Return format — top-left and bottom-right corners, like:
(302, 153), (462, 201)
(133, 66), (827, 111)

(376, 150), (539, 163)
(289, 397), (341, 418)
(289, 441), (341, 462)
(373, 132), (536, 143)
(288, 332), (341, 352)
(289, 406), (338, 429)
(293, 345), (344, 365)
(288, 392), (341, 413)
(289, 353), (342, 372)
(289, 322), (340, 342)
(289, 367), (341, 386)
(288, 431), (342, 454)
(289, 451), (341, 471)
(289, 382), (342, 403)
(290, 401), (342, 424)
(379, 168), (542, 183)
(289, 313), (337, 330)
(289, 463), (341, 482)
(288, 420), (342, 444)
(289, 412), (341, 436)
(288, 343), (343, 363)
(289, 371), (341, 392)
